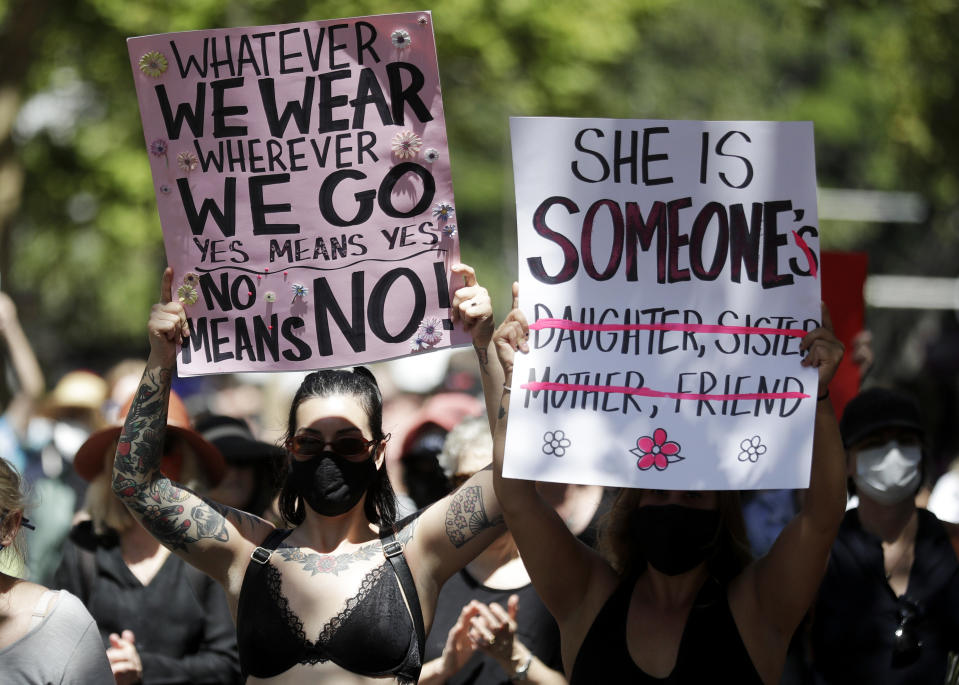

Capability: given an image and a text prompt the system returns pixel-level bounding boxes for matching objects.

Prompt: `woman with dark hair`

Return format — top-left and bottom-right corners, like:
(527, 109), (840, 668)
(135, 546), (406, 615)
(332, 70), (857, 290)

(489, 286), (848, 684)
(112, 265), (506, 684)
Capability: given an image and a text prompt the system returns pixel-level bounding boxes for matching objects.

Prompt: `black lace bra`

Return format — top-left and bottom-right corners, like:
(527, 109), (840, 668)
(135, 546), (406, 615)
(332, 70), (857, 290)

(235, 528), (425, 683)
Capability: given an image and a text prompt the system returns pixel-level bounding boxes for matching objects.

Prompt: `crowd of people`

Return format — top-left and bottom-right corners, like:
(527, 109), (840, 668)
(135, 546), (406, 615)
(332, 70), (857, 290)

(0, 265), (957, 685)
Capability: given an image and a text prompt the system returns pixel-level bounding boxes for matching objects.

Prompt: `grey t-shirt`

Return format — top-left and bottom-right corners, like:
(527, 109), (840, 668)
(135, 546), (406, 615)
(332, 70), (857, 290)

(0, 589), (113, 684)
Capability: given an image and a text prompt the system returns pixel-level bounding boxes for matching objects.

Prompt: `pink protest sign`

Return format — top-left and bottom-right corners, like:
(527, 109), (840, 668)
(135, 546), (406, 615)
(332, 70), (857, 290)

(128, 11), (466, 376)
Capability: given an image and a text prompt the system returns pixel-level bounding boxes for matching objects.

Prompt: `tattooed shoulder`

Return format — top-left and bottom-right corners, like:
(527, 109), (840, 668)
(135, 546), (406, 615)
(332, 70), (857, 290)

(445, 485), (503, 548)
(393, 511), (421, 546)
(207, 499), (261, 532)
(190, 503), (230, 542)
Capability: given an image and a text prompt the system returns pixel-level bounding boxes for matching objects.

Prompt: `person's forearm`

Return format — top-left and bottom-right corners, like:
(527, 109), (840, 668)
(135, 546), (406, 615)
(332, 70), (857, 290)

(523, 656), (568, 685)
(2, 316), (44, 400)
(418, 658), (451, 685)
(1, 312), (45, 436)
(803, 397), (847, 534)
(111, 353), (200, 553)
(492, 382), (538, 514)
(497, 643), (567, 685)
(477, 337), (505, 436)
(113, 352), (173, 490)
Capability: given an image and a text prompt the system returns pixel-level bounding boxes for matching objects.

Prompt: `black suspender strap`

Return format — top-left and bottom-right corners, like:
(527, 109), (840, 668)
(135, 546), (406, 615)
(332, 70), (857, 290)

(381, 529), (426, 660)
(250, 528), (293, 564)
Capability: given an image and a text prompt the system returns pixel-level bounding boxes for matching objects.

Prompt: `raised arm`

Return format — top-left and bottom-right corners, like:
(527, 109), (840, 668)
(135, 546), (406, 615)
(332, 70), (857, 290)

(491, 284), (612, 630)
(450, 263), (503, 435)
(406, 265), (507, 586)
(741, 306), (847, 639)
(111, 268), (272, 587)
(0, 292), (45, 437)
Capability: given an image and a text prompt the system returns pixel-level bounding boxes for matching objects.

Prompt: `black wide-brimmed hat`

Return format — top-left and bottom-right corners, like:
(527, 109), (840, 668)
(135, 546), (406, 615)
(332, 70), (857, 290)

(839, 387), (924, 448)
(195, 415), (285, 464)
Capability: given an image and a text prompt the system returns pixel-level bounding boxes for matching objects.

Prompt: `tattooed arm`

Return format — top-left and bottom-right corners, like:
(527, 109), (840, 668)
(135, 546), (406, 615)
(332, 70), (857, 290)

(112, 268), (272, 587)
(406, 268), (506, 586)
(406, 465), (506, 591)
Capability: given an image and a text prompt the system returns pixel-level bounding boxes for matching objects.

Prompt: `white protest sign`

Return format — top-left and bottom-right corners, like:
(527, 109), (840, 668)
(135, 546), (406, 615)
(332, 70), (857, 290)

(505, 117), (821, 490)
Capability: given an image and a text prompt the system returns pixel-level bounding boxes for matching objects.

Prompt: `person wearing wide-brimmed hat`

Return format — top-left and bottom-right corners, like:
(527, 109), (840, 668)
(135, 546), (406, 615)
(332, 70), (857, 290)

(53, 390), (240, 685)
(197, 414), (285, 521)
(812, 387), (959, 684)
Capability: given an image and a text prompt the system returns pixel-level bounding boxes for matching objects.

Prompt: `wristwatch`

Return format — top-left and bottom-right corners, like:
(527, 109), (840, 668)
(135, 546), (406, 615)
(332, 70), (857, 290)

(511, 652), (533, 681)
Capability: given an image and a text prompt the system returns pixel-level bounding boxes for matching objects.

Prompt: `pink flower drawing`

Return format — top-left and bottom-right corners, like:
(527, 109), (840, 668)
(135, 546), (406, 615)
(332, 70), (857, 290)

(630, 428), (683, 471)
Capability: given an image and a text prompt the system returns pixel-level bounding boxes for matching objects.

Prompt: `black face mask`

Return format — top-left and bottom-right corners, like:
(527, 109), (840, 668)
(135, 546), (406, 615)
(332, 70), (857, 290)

(630, 504), (721, 576)
(290, 451), (377, 517)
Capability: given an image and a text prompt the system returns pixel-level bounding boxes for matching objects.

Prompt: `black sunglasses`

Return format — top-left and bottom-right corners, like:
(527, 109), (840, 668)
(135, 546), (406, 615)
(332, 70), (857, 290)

(892, 596), (922, 664)
(287, 433), (379, 461)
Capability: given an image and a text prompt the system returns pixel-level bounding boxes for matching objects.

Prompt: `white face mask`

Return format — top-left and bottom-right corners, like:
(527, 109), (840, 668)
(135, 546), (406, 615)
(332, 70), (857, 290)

(854, 440), (922, 505)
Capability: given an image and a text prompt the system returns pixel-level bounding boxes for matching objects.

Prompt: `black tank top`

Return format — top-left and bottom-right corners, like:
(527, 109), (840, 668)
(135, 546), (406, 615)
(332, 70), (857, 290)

(235, 528), (425, 683)
(570, 573), (763, 684)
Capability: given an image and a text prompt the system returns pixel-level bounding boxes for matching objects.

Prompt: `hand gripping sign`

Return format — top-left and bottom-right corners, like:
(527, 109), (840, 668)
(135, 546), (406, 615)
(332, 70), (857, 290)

(128, 11), (467, 375)
(505, 117), (821, 490)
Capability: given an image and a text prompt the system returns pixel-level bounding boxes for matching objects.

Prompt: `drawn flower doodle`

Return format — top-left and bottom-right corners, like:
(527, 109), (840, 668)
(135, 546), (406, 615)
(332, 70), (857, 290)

(542, 431), (571, 457)
(391, 29), (412, 49)
(159, 184), (172, 195)
(264, 291), (277, 303)
(424, 148), (440, 163)
(738, 436), (767, 463)
(182, 273), (199, 288)
(409, 335), (428, 352)
(442, 224), (457, 238)
(138, 51), (168, 77)
(631, 428), (683, 471)
(418, 317), (443, 346)
(391, 130), (422, 158)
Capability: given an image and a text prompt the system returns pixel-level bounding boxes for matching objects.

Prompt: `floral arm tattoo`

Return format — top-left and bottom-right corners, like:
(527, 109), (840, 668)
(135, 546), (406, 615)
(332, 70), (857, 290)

(111, 365), (236, 553)
(445, 484), (504, 548)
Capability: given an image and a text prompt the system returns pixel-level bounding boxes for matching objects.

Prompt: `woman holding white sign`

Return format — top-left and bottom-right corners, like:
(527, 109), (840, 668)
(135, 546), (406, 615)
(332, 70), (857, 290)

(490, 284), (847, 684)
(112, 264), (507, 684)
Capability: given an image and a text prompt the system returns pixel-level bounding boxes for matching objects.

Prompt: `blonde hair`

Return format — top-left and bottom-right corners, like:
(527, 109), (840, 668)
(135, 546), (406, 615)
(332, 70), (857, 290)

(0, 458), (30, 562)
(437, 416), (493, 479)
(84, 436), (209, 536)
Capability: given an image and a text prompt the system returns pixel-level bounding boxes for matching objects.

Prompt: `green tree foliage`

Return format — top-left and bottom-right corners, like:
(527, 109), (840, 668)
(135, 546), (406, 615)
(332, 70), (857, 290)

(2, 0), (958, 373)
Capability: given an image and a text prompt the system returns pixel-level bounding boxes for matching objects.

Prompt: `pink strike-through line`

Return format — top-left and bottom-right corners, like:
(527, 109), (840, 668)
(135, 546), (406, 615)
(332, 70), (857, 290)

(528, 319), (807, 338)
(520, 381), (810, 401)
(792, 230), (818, 278)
